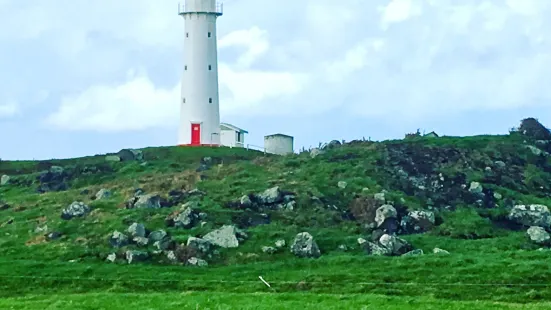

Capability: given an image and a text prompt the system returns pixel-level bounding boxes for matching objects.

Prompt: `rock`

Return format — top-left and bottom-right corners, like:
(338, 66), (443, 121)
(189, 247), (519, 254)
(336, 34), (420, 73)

(35, 225), (48, 234)
(324, 140), (341, 149)
(106, 253), (117, 263)
(527, 226), (551, 245)
(125, 250), (149, 264)
(401, 210), (435, 233)
(148, 230), (169, 243)
(131, 194), (161, 209)
(127, 223), (146, 238)
(166, 251), (177, 262)
(46, 232), (62, 241)
(38, 166), (68, 193)
(109, 231), (129, 247)
(508, 204), (551, 228)
(375, 204), (397, 227)
(310, 148), (324, 158)
(374, 192), (385, 202)
(257, 187), (282, 204)
(379, 234), (413, 256)
(338, 244), (348, 251)
(203, 225), (243, 248)
(95, 189), (112, 200)
(290, 232), (321, 258)
(105, 155), (121, 162)
(402, 249), (424, 256)
(357, 237), (367, 245)
(167, 207), (199, 229)
(0, 175), (10, 186)
(117, 149), (144, 161)
(61, 201), (90, 220)
(262, 246), (277, 254)
(187, 257), (208, 267)
(494, 192), (503, 200)
(526, 145), (548, 156)
(433, 248), (450, 255)
(275, 239), (286, 248)
(133, 236), (149, 247)
(468, 182), (483, 194)
(186, 237), (215, 256)
(240, 195), (252, 207)
(363, 241), (391, 256)
(0, 202), (10, 211)
(337, 181), (347, 189)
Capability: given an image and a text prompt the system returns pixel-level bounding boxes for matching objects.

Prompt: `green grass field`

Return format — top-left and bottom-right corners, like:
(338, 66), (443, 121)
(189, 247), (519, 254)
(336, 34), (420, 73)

(2, 131), (551, 307)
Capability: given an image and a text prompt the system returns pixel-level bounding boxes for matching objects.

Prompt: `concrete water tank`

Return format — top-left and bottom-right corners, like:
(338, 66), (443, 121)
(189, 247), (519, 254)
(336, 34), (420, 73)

(264, 134), (294, 155)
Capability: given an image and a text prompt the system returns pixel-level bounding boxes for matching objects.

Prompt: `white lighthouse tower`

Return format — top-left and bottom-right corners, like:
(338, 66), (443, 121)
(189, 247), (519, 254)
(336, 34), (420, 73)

(178, 0), (223, 146)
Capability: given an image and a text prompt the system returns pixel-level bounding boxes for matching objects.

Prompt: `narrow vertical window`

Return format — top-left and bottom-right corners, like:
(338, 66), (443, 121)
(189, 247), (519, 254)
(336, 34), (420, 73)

(185, 65), (187, 70)
(186, 32), (189, 37)
(208, 65), (212, 70)
(208, 32), (211, 37)
(182, 98), (186, 103)
(209, 98), (212, 103)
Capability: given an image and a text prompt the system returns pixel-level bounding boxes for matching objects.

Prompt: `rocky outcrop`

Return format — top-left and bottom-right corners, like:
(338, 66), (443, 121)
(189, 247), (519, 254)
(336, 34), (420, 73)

(508, 204), (551, 228)
(227, 186), (297, 211)
(38, 166), (69, 193)
(61, 201), (90, 220)
(165, 204), (202, 229)
(1, 174), (10, 186)
(125, 250), (149, 264)
(95, 189), (112, 200)
(400, 210), (435, 233)
(290, 232), (321, 258)
(126, 193), (162, 209)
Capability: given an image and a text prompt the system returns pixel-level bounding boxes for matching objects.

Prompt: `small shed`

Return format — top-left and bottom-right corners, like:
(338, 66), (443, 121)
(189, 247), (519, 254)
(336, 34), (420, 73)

(220, 123), (248, 147)
(264, 134), (294, 155)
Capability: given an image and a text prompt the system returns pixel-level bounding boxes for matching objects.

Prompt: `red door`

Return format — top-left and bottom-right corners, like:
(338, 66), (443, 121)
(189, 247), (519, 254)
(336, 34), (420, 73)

(191, 124), (201, 145)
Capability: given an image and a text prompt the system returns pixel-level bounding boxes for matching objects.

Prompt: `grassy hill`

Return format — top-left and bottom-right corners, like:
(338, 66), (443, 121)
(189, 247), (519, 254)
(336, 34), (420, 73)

(2, 118), (551, 308)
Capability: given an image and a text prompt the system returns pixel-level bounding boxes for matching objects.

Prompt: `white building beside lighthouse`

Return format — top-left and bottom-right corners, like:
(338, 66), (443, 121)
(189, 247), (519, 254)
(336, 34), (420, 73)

(178, 0), (223, 146)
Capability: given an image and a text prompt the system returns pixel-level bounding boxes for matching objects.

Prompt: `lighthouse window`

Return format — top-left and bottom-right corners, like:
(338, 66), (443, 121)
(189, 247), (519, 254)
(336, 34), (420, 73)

(184, 65), (187, 70)
(209, 98), (212, 103)
(182, 98), (186, 103)
(186, 32), (189, 37)
(208, 65), (212, 70)
(208, 32), (211, 37)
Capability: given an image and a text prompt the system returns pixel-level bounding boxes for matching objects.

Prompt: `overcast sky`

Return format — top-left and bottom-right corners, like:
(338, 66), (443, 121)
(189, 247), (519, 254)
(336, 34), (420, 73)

(1, 0), (550, 160)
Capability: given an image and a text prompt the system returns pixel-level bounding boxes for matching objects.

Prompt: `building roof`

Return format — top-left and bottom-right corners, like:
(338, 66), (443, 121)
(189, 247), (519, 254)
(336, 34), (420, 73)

(220, 122), (248, 133)
(265, 133), (294, 139)
(423, 131), (439, 137)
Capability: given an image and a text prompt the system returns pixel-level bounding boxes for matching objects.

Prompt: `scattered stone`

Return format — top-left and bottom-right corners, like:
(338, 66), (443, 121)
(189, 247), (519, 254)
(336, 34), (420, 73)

(166, 251), (177, 262)
(95, 189), (112, 200)
(187, 257), (208, 267)
(61, 201), (90, 220)
(494, 160), (506, 169)
(186, 237), (215, 256)
(433, 248), (450, 255)
(0, 203), (10, 211)
(148, 230), (169, 243)
(373, 192), (385, 202)
(363, 241), (391, 256)
(106, 253), (117, 263)
(127, 223), (146, 238)
(401, 210), (435, 233)
(337, 181), (347, 189)
(240, 195), (252, 207)
(402, 249), (424, 256)
(133, 236), (149, 247)
(338, 244), (348, 251)
(508, 204), (551, 228)
(527, 226), (551, 245)
(257, 187), (282, 204)
(166, 206), (199, 229)
(262, 246), (277, 254)
(378, 234), (413, 256)
(203, 225), (243, 248)
(37, 166), (68, 193)
(493, 192), (503, 200)
(290, 232), (321, 258)
(109, 231), (129, 247)
(0, 175), (10, 186)
(117, 149), (144, 161)
(310, 148), (324, 158)
(357, 237), (367, 245)
(275, 239), (286, 248)
(46, 232), (62, 241)
(125, 250), (149, 264)
(130, 194), (162, 209)
(375, 205), (397, 227)
(468, 182), (483, 194)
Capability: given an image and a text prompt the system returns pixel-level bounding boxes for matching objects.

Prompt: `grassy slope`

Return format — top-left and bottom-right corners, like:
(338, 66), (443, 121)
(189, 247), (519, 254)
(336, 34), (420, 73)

(2, 135), (551, 305)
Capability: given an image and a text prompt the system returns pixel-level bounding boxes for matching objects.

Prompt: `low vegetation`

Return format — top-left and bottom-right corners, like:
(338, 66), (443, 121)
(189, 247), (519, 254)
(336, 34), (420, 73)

(2, 117), (551, 308)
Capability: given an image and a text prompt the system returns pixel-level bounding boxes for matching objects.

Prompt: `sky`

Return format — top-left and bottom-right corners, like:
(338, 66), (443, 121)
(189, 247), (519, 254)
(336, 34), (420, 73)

(1, 0), (551, 160)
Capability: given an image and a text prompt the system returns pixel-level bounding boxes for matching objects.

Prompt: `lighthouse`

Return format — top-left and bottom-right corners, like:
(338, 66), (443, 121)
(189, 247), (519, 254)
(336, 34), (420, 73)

(178, 0), (223, 146)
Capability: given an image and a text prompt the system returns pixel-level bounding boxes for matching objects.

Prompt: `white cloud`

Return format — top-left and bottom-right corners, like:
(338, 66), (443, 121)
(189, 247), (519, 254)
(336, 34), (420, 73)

(0, 101), (18, 118)
(3, 0), (551, 131)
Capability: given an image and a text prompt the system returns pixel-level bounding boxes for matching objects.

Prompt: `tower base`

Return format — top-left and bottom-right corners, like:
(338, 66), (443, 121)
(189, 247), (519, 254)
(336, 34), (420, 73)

(178, 144), (220, 147)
